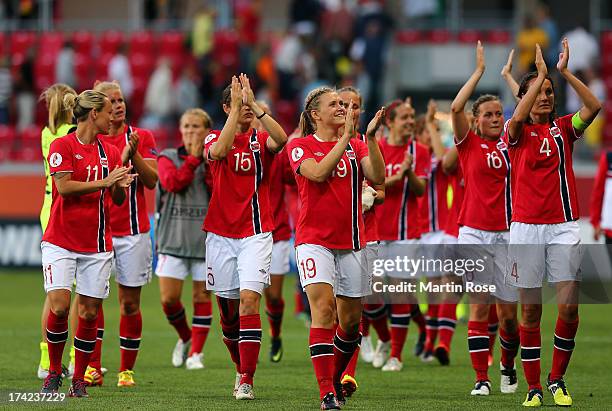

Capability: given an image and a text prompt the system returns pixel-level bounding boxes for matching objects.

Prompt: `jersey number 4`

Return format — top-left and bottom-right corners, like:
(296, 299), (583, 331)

(539, 138), (552, 157)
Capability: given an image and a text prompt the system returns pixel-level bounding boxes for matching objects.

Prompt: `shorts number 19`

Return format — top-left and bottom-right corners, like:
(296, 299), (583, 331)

(299, 258), (317, 279)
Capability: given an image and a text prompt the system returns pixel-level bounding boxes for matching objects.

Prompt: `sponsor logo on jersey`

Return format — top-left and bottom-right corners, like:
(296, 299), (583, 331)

(314, 152), (324, 156)
(346, 150), (356, 160)
(530, 132), (538, 137)
(204, 133), (217, 144)
(481, 144), (489, 149)
(250, 141), (261, 152)
(49, 153), (62, 167)
(291, 147), (304, 162)
(75, 154), (83, 160)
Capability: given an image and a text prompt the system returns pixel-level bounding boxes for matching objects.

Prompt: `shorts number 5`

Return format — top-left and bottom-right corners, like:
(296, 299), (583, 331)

(207, 266), (215, 286)
(299, 258), (317, 280)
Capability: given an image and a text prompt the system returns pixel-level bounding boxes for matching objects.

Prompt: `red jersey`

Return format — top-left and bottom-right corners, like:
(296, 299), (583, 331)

(357, 133), (380, 243)
(43, 133), (122, 253)
(100, 125), (157, 236)
(457, 130), (512, 231)
(287, 134), (369, 250)
(444, 163), (464, 237)
(204, 128), (275, 238)
(590, 150), (612, 237)
(270, 146), (295, 242)
(507, 114), (580, 224)
(420, 153), (450, 234)
(376, 138), (429, 241)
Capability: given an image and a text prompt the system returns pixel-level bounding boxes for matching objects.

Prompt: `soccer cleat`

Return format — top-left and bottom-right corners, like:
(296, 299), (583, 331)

(341, 374), (358, 398)
(235, 383), (255, 400)
(522, 388), (544, 407)
(37, 365), (49, 380)
(233, 372), (241, 396)
(185, 353), (204, 370)
(372, 340), (390, 368)
(84, 366), (103, 386)
(40, 371), (63, 394)
(470, 380), (491, 396)
(359, 335), (374, 363)
(381, 357), (403, 372)
(320, 392), (341, 410)
(172, 338), (191, 368)
(270, 337), (283, 363)
(38, 342), (50, 379)
(500, 362), (518, 394)
(547, 375), (572, 407)
(100, 367), (108, 375)
(117, 370), (136, 387)
(414, 331), (427, 357)
(334, 382), (346, 407)
(68, 378), (89, 398)
(434, 345), (450, 366)
(421, 350), (435, 363)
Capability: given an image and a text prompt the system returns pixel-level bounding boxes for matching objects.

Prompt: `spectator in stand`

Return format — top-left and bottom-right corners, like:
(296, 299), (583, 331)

(516, 15), (549, 75)
(55, 42), (76, 89)
(108, 44), (134, 102)
(235, 0), (262, 77)
(15, 48), (35, 131)
(290, 0), (323, 34)
(562, 24), (599, 73)
(141, 58), (174, 130)
(536, 3), (559, 66)
(191, 5), (215, 63)
(0, 57), (11, 124)
(319, 0), (355, 83)
(275, 28), (306, 101)
(175, 64), (201, 120)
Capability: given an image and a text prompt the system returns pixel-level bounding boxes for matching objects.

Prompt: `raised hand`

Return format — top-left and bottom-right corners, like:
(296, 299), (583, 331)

(501, 48), (515, 77)
(557, 37), (569, 73)
(476, 40), (485, 73)
(426, 99), (437, 123)
(230, 76), (243, 111)
(343, 99), (355, 139)
(400, 152), (413, 175)
(190, 134), (205, 158)
(239, 73), (256, 107)
(404, 96), (412, 107)
(535, 43), (547, 76)
(366, 107), (385, 139)
(121, 132), (140, 164)
(102, 166), (130, 188)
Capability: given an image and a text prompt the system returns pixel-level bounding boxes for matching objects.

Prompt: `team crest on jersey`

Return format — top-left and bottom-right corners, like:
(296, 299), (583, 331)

(204, 133), (217, 144)
(150, 148), (158, 156)
(49, 152), (62, 167)
(100, 158), (108, 167)
(549, 126), (561, 138)
(250, 141), (261, 152)
(496, 140), (507, 150)
(291, 147), (304, 162)
(346, 150), (356, 160)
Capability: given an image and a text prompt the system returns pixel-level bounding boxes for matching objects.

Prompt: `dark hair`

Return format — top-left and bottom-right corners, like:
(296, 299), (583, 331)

(472, 94), (501, 118)
(221, 83), (232, 107)
(299, 86), (335, 136)
(384, 99), (404, 124)
(517, 71), (556, 124)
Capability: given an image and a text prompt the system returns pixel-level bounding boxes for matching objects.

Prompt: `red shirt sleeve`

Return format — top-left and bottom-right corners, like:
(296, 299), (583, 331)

(108, 144), (122, 169)
(204, 131), (220, 161)
(590, 150), (608, 227)
(138, 129), (158, 159)
(158, 153), (203, 193)
(287, 138), (315, 175)
(415, 144), (430, 179)
(279, 147), (296, 186)
(556, 113), (582, 143)
(48, 138), (73, 174)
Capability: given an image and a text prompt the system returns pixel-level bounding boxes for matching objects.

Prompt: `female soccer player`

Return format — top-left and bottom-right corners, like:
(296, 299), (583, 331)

(287, 86), (385, 409)
(156, 108), (213, 370)
(204, 74), (287, 400)
(451, 41), (520, 396)
(505, 41), (600, 407)
(93, 81), (159, 387)
(38, 84), (78, 380)
(40, 89), (135, 397)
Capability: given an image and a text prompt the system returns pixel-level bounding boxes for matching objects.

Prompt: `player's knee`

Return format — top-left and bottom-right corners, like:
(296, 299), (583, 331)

(558, 304), (578, 322)
(312, 300), (336, 327)
(80, 310), (98, 322)
(51, 306), (70, 319)
(500, 317), (518, 334)
(161, 295), (179, 308)
(239, 293), (260, 316)
(121, 300), (140, 316)
(192, 290), (211, 304)
(521, 304), (541, 327)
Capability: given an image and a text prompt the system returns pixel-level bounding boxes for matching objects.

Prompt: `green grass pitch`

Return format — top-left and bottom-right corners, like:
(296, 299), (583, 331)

(0, 270), (610, 410)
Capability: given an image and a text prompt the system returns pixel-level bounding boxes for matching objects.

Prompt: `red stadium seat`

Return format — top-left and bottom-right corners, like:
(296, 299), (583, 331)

(159, 32), (185, 56)
(457, 30), (481, 44)
(129, 31), (156, 55)
(213, 31), (239, 70)
(96, 52), (114, 82)
(10, 32), (37, 56)
(34, 54), (56, 92)
(100, 30), (125, 55)
(20, 125), (41, 148)
(39, 32), (65, 57)
(75, 52), (94, 90)
(130, 52), (155, 79)
(425, 29), (452, 43)
(0, 32), (6, 56)
(395, 30), (422, 44)
(72, 31), (95, 55)
(485, 30), (511, 44)
(274, 100), (298, 134)
(151, 127), (170, 150)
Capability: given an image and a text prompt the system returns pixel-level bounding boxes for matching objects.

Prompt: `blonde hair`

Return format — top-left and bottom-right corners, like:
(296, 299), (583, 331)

(93, 80), (121, 95)
(63, 90), (108, 122)
(299, 86), (335, 136)
(180, 108), (213, 129)
(39, 84), (77, 134)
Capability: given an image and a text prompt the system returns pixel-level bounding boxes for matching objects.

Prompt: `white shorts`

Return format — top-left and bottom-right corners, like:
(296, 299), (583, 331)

(378, 239), (421, 279)
(420, 231), (447, 278)
(205, 232), (272, 297)
(41, 242), (112, 299)
(364, 242), (379, 277)
(507, 221), (583, 289)
(112, 233), (153, 287)
(458, 226), (518, 302)
(295, 244), (371, 298)
(270, 240), (291, 275)
(155, 254), (206, 282)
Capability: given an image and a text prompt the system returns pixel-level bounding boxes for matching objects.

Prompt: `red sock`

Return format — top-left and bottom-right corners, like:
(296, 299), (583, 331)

(424, 304), (439, 352)
(390, 304), (410, 360)
(499, 326), (520, 369)
(488, 305), (499, 358)
(88, 305), (104, 371)
(217, 296), (240, 372)
(239, 314), (261, 385)
(162, 301), (191, 343)
(411, 304), (426, 334)
(294, 289), (304, 314)
(344, 346), (360, 378)
(360, 314), (370, 337)
(468, 321), (489, 381)
(190, 301), (212, 355)
(46, 310), (68, 374)
(265, 298), (284, 339)
(309, 327), (335, 400)
(333, 327), (360, 384)
(550, 316), (579, 381)
(437, 303), (457, 351)
(520, 325), (542, 390)
(73, 316), (97, 381)
(119, 311), (142, 371)
(364, 303), (390, 342)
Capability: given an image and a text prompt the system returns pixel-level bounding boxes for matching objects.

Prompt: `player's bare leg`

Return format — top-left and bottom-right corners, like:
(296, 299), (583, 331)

(496, 301), (519, 394)
(264, 274), (285, 362)
(187, 282), (212, 369)
(159, 277), (191, 367)
(117, 285), (142, 387)
(41, 289), (71, 393)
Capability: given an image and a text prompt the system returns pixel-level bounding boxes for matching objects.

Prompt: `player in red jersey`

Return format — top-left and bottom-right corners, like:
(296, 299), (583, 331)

(591, 148), (612, 247)
(337, 86), (387, 398)
(204, 74), (287, 400)
(93, 81), (159, 388)
(156, 109), (213, 371)
(40, 89), (135, 397)
(505, 41), (601, 407)
(451, 41), (520, 397)
(373, 99), (429, 372)
(288, 86), (385, 409)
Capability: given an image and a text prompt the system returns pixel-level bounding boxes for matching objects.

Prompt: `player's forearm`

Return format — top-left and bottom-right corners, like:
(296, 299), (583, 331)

(503, 73), (520, 100)
(428, 122), (445, 160)
(373, 184), (385, 205)
(260, 115), (288, 152)
(55, 179), (106, 197)
(407, 171), (425, 196)
(508, 73), (545, 143)
(365, 138), (385, 185)
(451, 69), (483, 114)
(302, 137), (350, 182)
(159, 159), (198, 193)
(132, 152), (158, 189)
(561, 69), (601, 123)
(442, 146), (459, 174)
(211, 109), (240, 160)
